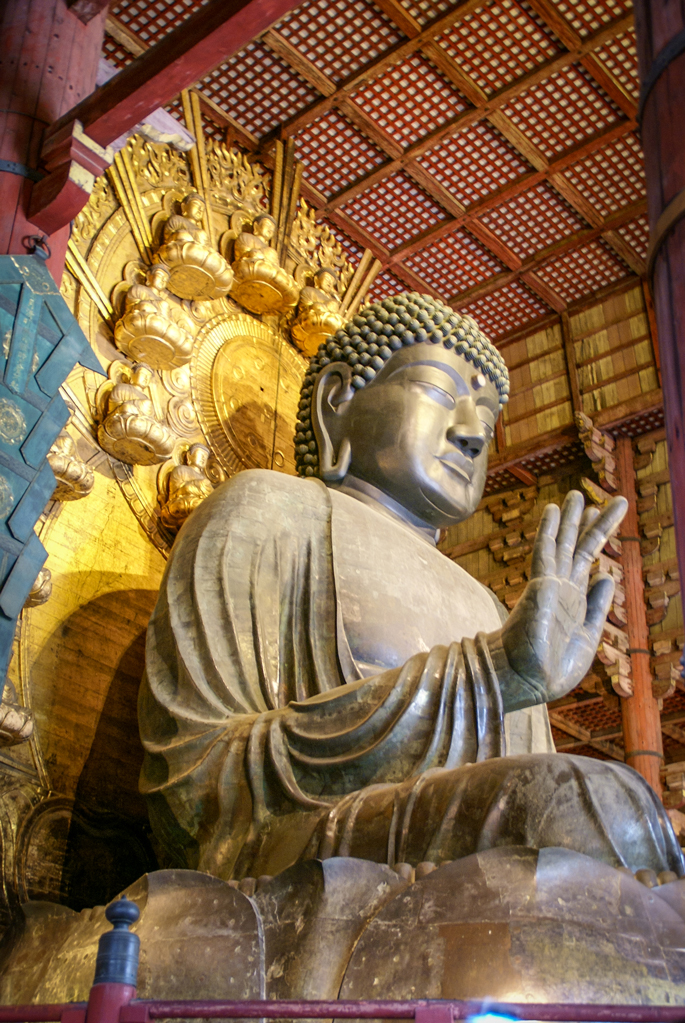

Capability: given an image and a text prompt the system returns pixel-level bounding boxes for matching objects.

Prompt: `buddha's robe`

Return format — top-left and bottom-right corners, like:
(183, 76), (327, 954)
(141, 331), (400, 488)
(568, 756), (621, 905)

(140, 470), (682, 880)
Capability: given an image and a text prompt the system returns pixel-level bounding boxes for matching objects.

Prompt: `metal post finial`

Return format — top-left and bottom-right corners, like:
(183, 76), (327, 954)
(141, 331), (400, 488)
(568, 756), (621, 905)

(92, 895), (141, 987)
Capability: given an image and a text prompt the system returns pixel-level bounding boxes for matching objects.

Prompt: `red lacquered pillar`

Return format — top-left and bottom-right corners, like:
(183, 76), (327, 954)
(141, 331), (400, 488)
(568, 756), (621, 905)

(616, 437), (663, 792)
(633, 2), (685, 631)
(0, 0), (106, 282)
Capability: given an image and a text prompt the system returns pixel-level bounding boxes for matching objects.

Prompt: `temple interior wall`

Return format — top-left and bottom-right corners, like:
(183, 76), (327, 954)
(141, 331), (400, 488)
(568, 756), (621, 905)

(4, 445), (164, 912)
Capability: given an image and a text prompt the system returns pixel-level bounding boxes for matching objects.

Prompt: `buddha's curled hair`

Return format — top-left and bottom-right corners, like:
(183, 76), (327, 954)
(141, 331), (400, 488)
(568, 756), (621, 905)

(294, 290), (510, 478)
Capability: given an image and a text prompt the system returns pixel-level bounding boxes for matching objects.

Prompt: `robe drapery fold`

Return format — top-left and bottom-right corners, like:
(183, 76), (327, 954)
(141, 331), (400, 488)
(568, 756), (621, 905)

(140, 470), (683, 880)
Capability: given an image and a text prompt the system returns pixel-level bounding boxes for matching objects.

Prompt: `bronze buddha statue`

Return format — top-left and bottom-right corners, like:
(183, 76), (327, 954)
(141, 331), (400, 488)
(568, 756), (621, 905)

(140, 292), (681, 883)
(4, 293), (685, 1007)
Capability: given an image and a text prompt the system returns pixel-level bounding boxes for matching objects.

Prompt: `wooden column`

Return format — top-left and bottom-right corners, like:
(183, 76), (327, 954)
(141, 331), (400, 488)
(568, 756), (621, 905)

(616, 436), (663, 792)
(632, 1), (685, 613)
(0, 0), (106, 280)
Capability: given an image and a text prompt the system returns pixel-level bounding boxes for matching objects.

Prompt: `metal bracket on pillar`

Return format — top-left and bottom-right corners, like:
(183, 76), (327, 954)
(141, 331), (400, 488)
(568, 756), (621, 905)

(28, 121), (113, 237)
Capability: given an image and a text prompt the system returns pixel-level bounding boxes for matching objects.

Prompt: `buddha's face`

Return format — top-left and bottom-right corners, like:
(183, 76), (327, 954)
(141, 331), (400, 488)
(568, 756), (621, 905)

(149, 267), (169, 290)
(133, 366), (153, 388)
(323, 345), (501, 528)
(184, 197), (204, 221)
(189, 446), (209, 470)
(255, 217), (275, 241)
(316, 271), (336, 295)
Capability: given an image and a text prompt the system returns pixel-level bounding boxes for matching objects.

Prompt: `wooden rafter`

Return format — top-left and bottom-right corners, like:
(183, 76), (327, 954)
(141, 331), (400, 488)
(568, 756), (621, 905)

(548, 710), (625, 760)
(264, 10), (632, 145)
(447, 197), (646, 307)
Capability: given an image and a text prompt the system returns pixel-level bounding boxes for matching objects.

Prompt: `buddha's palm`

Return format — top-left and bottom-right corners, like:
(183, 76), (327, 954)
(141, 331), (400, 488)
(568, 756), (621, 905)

(500, 490), (628, 704)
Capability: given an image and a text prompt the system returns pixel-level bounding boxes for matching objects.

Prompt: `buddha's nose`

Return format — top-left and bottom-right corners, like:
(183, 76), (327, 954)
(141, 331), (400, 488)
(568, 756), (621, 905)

(446, 399), (486, 459)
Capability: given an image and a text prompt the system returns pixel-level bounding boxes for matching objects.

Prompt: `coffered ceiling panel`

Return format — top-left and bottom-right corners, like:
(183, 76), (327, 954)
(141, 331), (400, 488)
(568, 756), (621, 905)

(105, 0), (647, 343)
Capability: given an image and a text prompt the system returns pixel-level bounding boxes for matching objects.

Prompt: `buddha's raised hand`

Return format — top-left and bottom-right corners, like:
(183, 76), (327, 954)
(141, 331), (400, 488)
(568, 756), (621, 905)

(488, 490), (628, 711)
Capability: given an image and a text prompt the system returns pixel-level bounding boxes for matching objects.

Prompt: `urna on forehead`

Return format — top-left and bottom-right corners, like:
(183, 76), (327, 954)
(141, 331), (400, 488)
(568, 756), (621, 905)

(294, 290), (510, 477)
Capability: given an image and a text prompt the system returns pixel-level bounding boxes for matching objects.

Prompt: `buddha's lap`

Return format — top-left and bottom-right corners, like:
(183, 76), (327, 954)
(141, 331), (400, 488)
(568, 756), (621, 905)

(305, 753), (680, 875)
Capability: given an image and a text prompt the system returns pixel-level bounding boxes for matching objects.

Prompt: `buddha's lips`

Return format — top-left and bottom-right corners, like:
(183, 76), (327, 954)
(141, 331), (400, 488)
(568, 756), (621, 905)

(438, 455), (473, 483)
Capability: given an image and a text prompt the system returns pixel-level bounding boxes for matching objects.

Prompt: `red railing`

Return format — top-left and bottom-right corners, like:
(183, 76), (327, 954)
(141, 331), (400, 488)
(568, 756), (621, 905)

(1, 996), (685, 1023)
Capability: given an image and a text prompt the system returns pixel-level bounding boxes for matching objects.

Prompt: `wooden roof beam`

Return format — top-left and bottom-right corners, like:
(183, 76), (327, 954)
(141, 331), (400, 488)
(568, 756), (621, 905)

(308, 11), (625, 141)
(261, 0), (486, 139)
(382, 119), (636, 261)
(30, 0), (305, 232)
(105, 13), (146, 56)
(53, 0), (307, 148)
(300, 12), (634, 216)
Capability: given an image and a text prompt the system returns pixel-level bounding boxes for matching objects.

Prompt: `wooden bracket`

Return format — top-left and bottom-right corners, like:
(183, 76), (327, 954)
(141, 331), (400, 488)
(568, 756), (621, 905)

(28, 121), (113, 236)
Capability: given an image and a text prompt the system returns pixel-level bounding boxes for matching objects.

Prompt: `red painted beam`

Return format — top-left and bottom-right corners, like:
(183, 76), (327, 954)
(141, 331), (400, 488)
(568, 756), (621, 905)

(47, 0), (305, 148)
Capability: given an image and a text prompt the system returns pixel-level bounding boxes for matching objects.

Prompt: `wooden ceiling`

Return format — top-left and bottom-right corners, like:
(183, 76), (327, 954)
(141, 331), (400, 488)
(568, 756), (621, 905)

(104, 0), (645, 347)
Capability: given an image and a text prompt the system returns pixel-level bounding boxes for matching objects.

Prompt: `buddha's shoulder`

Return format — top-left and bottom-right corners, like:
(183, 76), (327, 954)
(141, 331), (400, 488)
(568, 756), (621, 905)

(209, 469), (329, 516)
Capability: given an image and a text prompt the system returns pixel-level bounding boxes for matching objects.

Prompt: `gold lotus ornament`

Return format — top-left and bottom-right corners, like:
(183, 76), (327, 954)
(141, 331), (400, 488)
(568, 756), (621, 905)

(113, 264), (195, 370)
(291, 267), (346, 357)
(230, 214), (299, 315)
(156, 193), (233, 300)
(97, 363), (175, 466)
(47, 430), (94, 501)
(158, 443), (216, 533)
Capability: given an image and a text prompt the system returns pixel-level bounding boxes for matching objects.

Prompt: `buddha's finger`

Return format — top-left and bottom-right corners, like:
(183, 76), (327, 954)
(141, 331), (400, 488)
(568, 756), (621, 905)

(570, 506), (601, 590)
(579, 505), (600, 532)
(570, 496), (628, 586)
(555, 490), (585, 579)
(531, 503), (559, 578)
(583, 572), (615, 649)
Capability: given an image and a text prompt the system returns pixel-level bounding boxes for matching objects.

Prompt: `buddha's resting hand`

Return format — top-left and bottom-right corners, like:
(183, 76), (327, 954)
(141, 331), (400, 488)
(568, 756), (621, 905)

(487, 490), (627, 712)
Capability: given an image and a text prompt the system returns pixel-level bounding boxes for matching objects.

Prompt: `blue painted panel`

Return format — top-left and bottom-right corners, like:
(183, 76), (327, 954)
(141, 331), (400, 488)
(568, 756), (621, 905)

(5, 285), (40, 395)
(7, 461), (57, 543)
(0, 254), (105, 686)
(21, 393), (70, 468)
(0, 532), (47, 619)
(34, 327), (84, 397)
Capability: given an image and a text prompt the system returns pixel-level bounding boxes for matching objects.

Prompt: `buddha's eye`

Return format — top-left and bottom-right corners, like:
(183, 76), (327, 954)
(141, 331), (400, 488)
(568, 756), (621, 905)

(480, 420), (494, 442)
(411, 379), (455, 409)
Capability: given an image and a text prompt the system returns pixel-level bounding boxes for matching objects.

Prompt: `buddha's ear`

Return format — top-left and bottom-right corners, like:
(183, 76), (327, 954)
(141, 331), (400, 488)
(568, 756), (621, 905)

(312, 362), (355, 483)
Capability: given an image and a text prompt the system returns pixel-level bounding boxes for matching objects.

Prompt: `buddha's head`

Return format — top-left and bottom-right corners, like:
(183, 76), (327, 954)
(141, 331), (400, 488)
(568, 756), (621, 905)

(315, 267), (338, 296)
(253, 214), (276, 242)
(182, 193), (205, 222)
(131, 364), (153, 389)
(295, 292), (509, 529)
(148, 264), (170, 290)
(187, 443), (210, 470)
